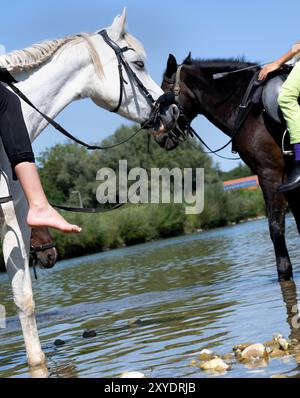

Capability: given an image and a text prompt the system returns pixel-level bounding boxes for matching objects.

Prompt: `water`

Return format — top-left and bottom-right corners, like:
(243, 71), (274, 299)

(1, 215), (300, 378)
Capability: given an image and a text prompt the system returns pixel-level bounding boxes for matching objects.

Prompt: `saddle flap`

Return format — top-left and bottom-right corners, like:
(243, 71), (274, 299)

(262, 74), (288, 124)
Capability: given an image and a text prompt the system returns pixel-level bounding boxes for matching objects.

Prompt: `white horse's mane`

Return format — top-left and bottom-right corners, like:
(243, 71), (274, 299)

(0, 31), (145, 79)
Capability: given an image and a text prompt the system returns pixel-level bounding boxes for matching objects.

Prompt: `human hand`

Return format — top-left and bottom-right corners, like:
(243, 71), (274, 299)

(258, 62), (281, 81)
(292, 42), (300, 54)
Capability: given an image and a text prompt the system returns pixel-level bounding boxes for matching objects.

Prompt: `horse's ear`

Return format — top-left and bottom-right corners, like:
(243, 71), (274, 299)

(183, 52), (192, 64)
(166, 54), (178, 78)
(109, 8), (127, 40)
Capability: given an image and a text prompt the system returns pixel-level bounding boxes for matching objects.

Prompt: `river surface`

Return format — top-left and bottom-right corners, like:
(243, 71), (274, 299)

(1, 215), (300, 378)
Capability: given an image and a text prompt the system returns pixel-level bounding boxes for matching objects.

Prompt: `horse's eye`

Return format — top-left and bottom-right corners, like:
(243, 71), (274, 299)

(134, 61), (145, 69)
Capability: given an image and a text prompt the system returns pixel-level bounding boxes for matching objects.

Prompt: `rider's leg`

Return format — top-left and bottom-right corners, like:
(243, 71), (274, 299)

(0, 84), (81, 233)
(14, 162), (81, 233)
(277, 60), (300, 192)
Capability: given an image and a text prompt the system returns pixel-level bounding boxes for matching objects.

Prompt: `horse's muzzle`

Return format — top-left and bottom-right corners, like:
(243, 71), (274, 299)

(154, 132), (179, 151)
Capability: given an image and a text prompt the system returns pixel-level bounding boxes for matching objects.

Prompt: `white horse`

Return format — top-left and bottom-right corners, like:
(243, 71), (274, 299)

(0, 10), (177, 371)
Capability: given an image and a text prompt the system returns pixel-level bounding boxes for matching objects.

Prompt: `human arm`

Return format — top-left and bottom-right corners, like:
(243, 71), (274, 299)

(258, 40), (300, 81)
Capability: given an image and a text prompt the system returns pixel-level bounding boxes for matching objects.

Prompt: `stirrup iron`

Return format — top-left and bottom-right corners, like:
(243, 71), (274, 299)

(282, 129), (294, 156)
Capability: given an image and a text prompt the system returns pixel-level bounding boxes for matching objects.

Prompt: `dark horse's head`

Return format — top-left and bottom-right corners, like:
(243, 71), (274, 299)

(30, 227), (57, 269)
(155, 53), (199, 151)
(155, 53), (257, 150)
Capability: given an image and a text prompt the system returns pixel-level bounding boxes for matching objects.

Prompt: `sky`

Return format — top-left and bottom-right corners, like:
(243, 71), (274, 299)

(1, 0), (300, 171)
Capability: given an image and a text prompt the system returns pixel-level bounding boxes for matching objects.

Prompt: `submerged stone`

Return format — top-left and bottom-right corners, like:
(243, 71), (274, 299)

(198, 349), (214, 361)
(82, 330), (97, 339)
(269, 348), (288, 358)
(222, 352), (235, 361)
(128, 319), (143, 327)
(189, 360), (199, 367)
(54, 339), (66, 347)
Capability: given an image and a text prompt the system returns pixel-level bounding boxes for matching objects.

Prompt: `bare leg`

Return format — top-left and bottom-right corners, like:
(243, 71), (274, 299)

(14, 162), (81, 233)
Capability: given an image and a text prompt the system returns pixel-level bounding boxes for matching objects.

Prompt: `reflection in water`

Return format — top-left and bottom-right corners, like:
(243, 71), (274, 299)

(280, 281), (300, 342)
(280, 281), (300, 376)
(0, 215), (300, 378)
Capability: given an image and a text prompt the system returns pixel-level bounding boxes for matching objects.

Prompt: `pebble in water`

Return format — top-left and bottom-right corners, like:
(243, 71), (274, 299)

(199, 357), (230, 373)
(82, 330), (97, 339)
(240, 344), (267, 360)
(54, 339), (66, 347)
(128, 319), (143, 328)
(277, 337), (290, 351)
(233, 343), (252, 352)
(198, 349), (214, 361)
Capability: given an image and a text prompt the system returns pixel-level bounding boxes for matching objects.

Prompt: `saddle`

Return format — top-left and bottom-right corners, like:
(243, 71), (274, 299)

(258, 65), (297, 125)
(232, 66), (294, 154)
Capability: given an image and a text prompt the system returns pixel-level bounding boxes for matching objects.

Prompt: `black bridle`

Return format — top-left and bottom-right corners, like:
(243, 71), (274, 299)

(162, 64), (248, 160)
(162, 65), (201, 144)
(98, 30), (157, 115)
(30, 242), (57, 280)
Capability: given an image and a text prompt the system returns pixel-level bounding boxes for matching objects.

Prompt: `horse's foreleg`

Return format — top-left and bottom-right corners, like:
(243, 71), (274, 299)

(1, 183), (46, 368)
(259, 175), (293, 281)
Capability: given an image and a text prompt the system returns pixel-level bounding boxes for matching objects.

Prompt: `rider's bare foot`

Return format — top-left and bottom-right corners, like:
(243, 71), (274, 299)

(27, 204), (82, 233)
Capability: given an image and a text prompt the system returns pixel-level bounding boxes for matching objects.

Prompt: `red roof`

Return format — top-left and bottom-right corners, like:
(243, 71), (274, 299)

(223, 176), (259, 191)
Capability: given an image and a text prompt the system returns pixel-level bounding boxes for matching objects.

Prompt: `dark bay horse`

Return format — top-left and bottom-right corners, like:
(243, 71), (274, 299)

(157, 54), (299, 282)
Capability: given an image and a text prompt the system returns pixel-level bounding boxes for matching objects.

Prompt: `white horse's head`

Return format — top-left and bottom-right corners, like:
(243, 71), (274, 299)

(0, 10), (178, 139)
(89, 9), (179, 132)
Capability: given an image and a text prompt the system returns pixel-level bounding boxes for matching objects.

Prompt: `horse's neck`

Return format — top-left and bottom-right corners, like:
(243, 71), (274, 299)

(14, 41), (93, 143)
(193, 68), (254, 137)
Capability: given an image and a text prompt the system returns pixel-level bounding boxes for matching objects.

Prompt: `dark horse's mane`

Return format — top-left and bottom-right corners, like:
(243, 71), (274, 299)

(181, 57), (259, 96)
(183, 56), (258, 72)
